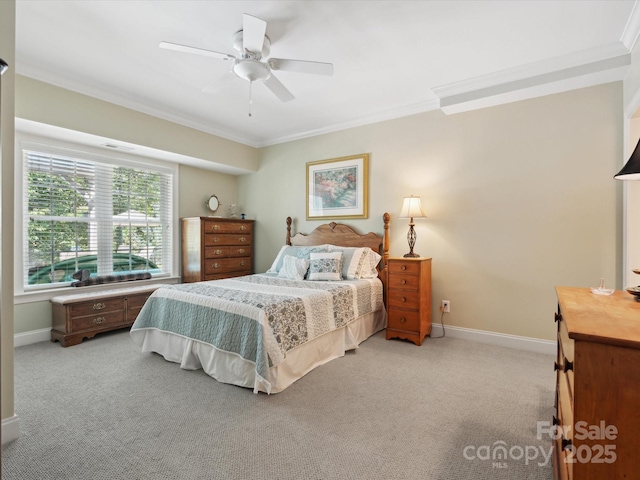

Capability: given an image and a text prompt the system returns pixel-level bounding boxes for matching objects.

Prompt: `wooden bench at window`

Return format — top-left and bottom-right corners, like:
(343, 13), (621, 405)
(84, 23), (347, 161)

(50, 284), (164, 347)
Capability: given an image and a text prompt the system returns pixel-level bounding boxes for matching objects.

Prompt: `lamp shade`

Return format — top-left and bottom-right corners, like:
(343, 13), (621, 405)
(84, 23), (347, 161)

(399, 196), (427, 219)
(615, 138), (640, 180)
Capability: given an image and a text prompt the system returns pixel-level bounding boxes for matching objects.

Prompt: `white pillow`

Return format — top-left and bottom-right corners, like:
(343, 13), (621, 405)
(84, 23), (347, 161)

(266, 245), (329, 273)
(308, 252), (343, 281)
(278, 255), (310, 281)
(358, 249), (382, 279)
(327, 245), (381, 279)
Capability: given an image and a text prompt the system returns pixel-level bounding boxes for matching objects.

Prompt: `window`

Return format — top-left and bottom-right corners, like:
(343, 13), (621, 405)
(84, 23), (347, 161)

(21, 143), (174, 289)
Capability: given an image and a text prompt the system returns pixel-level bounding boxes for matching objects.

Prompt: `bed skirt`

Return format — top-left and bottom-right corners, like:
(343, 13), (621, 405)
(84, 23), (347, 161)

(130, 308), (386, 394)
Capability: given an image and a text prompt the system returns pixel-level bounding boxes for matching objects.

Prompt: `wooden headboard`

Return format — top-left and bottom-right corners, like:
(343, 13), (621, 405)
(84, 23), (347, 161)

(285, 213), (390, 276)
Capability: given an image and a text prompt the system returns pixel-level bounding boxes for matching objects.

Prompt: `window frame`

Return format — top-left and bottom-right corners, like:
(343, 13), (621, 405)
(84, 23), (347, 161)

(14, 133), (179, 302)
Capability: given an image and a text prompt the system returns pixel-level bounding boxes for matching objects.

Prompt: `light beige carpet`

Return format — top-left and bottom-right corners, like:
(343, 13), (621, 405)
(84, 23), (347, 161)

(2, 330), (554, 480)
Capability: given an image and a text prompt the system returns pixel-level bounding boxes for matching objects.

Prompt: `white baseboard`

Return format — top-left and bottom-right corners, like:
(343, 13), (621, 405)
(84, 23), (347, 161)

(2, 415), (20, 444)
(14, 328), (51, 347)
(13, 324), (556, 355)
(430, 323), (556, 356)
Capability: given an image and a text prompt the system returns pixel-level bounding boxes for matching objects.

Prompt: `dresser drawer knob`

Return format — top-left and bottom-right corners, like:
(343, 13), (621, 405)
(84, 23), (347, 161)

(240, 261), (246, 267)
(215, 249), (223, 255)
(400, 279), (406, 285)
(399, 317), (406, 323)
(240, 237), (247, 243)
(93, 302), (105, 310)
(213, 237), (220, 243)
(400, 265), (407, 271)
(237, 248), (245, 254)
(212, 224), (220, 231)
(213, 263), (220, 269)
(93, 316), (106, 325)
(563, 359), (573, 373)
(554, 312), (562, 323)
(400, 297), (407, 303)
(240, 225), (246, 231)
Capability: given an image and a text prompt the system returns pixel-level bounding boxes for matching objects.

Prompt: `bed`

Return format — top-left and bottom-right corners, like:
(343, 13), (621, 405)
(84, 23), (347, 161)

(130, 213), (390, 394)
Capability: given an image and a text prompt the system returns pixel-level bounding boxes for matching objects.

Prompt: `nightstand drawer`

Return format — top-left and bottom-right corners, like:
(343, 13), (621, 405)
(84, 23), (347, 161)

(387, 290), (420, 309)
(389, 261), (421, 275)
(387, 309), (420, 332)
(388, 274), (420, 290)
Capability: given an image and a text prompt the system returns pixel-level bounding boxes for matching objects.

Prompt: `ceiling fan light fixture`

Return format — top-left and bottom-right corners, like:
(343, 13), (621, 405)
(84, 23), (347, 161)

(233, 30), (270, 59)
(233, 58), (271, 82)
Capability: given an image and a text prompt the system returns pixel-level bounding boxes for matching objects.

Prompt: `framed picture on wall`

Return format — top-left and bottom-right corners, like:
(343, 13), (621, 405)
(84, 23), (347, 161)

(306, 153), (369, 220)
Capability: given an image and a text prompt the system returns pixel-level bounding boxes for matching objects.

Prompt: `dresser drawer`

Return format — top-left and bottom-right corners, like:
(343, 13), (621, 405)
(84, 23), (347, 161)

(204, 234), (252, 247)
(558, 320), (574, 364)
(389, 261), (421, 275)
(387, 290), (421, 310)
(387, 309), (420, 332)
(205, 246), (230, 258)
(204, 257), (251, 275)
(70, 310), (125, 332)
(388, 273), (420, 290)
(69, 298), (124, 318)
(229, 246), (251, 257)
(203, 221), (252, 234)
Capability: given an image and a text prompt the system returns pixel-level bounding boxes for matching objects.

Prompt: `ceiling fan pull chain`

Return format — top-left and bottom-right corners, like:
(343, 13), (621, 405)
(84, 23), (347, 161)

(248, 80), (253, 117)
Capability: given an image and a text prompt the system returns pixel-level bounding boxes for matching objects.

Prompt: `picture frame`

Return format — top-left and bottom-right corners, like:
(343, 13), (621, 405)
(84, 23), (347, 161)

(306, 153), (369, 220)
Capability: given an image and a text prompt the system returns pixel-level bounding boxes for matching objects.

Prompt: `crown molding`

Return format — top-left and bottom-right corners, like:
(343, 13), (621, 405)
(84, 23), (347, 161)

(434, 42), (629, 100)
(15, 62), (259, 147)
(435, 43), (630, 114)
(259, 98), (441, 147)
(621, 0), (640, 50)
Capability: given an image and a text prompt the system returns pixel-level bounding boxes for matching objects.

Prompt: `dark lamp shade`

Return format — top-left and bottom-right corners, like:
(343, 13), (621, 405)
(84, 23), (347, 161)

(615, 138), (640, 180)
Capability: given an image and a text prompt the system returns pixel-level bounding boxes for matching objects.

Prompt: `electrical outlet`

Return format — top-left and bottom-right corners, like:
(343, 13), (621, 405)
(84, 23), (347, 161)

(441, 300), (450, 313)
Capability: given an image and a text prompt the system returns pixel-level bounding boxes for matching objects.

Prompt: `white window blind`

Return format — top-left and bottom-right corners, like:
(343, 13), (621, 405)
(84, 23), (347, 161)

(23, 148), (173, 287)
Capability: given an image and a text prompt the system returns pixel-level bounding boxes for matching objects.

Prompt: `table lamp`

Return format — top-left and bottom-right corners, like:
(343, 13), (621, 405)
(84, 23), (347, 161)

(399, 195), (427, 258)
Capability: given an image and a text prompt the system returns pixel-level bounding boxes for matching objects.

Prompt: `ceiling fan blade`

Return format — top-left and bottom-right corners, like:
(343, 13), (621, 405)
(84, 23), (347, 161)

(159, 41), (235, 61)
(268, 58), (334, 76)
(263, 74), (295, 102)
(242, 14), (267, 54)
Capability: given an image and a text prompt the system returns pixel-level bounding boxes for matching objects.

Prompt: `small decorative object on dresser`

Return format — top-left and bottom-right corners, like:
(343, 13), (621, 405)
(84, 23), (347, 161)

(554, 286), (640, 479)
(181, 217), (254, 282)
(386, 257), (432, 345)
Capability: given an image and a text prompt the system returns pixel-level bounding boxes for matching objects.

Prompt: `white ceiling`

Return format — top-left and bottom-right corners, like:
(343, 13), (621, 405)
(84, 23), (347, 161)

(15, 0), (640, 148)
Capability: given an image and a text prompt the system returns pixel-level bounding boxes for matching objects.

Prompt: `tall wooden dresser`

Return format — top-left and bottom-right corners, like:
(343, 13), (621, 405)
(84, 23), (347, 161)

(554, 286), (640, 480)
(385, 257), (432, 345)
(181, 217), (255, 282)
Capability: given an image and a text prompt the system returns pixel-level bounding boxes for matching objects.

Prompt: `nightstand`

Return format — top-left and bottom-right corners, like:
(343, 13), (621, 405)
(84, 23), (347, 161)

(386, 257), (432, 345)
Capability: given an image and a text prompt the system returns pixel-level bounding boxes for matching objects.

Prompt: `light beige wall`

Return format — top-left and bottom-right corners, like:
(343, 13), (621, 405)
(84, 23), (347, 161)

(239, 83), (622, 342)
(1, 0), (16, 426)
(15, 75), (258, 173)
(178, 164), (239, 219)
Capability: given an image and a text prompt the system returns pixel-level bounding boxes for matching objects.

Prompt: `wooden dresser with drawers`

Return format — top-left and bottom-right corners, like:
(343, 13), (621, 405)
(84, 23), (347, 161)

(554, 286), (640, 479)
(385, 257), (432, 345)
(181, 217), (255, 282)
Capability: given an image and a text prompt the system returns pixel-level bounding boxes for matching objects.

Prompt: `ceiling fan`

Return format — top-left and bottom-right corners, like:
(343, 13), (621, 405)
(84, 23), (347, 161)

(160, 13), (333, 114)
